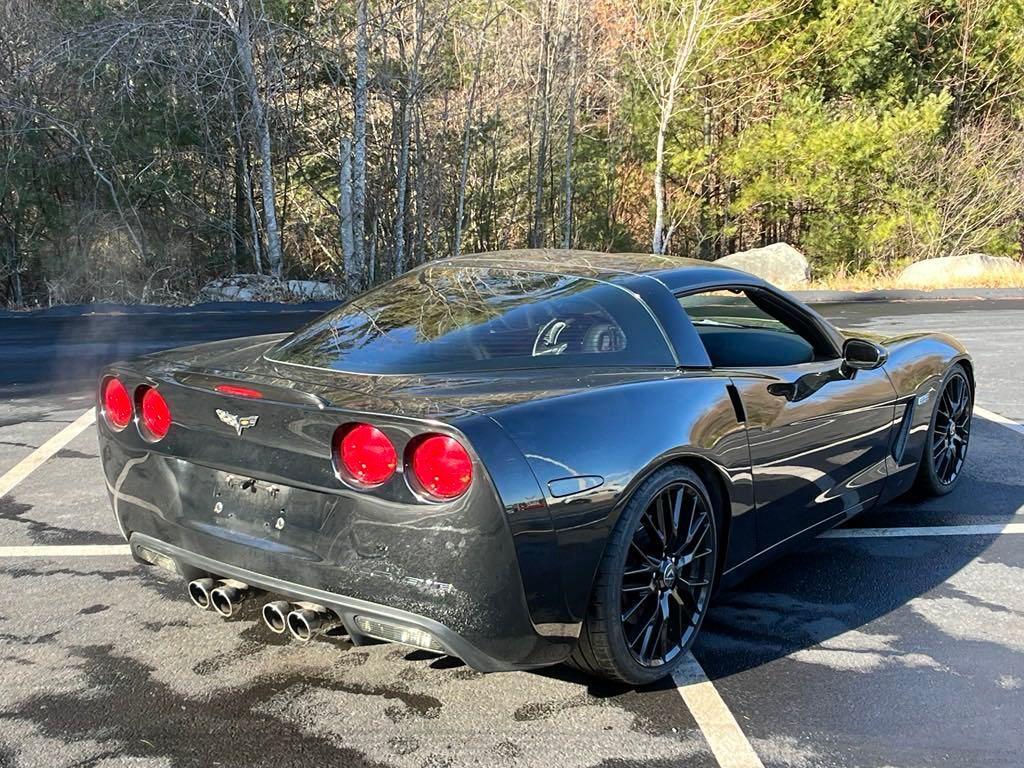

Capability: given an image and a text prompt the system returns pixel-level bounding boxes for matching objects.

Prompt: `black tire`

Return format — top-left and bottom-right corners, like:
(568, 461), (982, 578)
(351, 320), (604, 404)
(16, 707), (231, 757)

(914, 364), (973, 497)
(568, 464), (719, 685)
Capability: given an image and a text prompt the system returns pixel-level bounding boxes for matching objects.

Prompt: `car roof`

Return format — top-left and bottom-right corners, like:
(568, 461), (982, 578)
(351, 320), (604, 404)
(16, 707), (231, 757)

(431, 248), (769, 293)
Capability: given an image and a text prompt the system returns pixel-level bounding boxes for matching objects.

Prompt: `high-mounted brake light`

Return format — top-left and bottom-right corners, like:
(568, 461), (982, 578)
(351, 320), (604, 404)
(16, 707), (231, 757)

(102, 377), (132, 430)
(138, 386), (172, 441)
(409, 434), (472, 500)
(215, 384), (264, 399)
(334, 423), (397, 486)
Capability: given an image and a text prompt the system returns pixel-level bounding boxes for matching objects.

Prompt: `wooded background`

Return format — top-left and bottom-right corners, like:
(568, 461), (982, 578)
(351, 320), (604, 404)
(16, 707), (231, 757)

(2, 0), (1023, 305)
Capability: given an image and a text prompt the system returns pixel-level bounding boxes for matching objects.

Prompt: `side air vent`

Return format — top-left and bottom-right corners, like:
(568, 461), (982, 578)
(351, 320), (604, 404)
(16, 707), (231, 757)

(891, 400), (915, 463)
(726, 383), (746, 424)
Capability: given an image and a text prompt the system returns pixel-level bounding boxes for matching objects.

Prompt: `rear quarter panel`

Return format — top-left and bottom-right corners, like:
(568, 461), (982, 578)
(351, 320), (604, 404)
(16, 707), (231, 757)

(486, 372), (754, 625)
(875, 331), (972, 501)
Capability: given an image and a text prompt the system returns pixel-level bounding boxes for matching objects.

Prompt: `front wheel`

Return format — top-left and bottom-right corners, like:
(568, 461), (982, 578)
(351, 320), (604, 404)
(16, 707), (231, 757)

(914, 365), (973, 496)
(568, 464), (719, 685)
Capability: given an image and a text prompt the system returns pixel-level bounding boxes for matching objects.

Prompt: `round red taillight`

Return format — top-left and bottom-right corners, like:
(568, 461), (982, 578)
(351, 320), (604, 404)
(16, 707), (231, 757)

(410, 434), (472, 500)
(102, 377), (132, 430)
(138, 386), (171, 441)
(334, 423), (397, 486)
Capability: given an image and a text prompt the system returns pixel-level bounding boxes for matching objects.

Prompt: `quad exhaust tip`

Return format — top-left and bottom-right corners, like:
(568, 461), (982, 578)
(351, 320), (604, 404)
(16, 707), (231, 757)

(286, 606), (341, 642)
(187, 578), (216, 610)
(210, 581), (253, 618)
(193, 584), (340, 640)
(262, 601), (292, 634)
(188, 579), (255, 617)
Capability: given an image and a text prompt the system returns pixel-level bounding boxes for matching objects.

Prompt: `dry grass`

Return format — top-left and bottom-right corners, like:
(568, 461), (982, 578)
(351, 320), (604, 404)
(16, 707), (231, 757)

(801, 262), (1024, 292)
(806, 272), (1024, 292)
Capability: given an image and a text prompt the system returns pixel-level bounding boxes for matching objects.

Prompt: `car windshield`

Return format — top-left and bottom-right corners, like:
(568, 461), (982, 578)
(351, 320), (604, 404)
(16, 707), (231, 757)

(267, 266), (674, 374)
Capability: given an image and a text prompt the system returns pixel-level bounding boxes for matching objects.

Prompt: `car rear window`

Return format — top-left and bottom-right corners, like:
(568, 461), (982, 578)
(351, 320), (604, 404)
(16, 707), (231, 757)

(267, 266), (675, 374)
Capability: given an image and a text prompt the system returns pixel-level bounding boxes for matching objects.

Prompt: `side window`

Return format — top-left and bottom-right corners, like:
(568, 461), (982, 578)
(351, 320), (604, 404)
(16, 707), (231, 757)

(678, 289), (821, 368)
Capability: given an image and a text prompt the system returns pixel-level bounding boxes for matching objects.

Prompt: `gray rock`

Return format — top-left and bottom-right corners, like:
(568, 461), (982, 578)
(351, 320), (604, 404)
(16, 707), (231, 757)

(897, 253), (1024, 286)
(714, 243), (811, 286)
(284, 279), (340, 300)
(199, 274), (340, 302)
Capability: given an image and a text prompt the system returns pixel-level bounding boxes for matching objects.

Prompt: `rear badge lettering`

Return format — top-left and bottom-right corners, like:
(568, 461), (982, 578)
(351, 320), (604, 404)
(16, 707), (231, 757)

(216, 408), (259, 436)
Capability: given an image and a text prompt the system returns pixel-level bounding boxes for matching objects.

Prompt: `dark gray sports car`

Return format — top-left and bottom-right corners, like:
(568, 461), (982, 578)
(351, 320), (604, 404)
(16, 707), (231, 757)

(97, 249), (973, 684)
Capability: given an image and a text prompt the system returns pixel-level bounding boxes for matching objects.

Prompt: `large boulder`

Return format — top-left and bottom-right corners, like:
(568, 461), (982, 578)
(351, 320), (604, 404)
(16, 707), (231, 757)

(199, 274), (281, 302)
(199, 274), (340, 302)
(714, 242), (811, 286)
(897, 253), (1024, 287)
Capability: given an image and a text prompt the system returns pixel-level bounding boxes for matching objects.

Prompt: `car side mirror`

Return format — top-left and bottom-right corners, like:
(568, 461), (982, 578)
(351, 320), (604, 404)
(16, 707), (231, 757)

(842, 338), (888, 372)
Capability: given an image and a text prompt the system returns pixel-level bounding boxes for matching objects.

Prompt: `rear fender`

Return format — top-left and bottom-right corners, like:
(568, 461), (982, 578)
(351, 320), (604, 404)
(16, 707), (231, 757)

(878, 332), (971, 502)
(488, 373), (753, 624)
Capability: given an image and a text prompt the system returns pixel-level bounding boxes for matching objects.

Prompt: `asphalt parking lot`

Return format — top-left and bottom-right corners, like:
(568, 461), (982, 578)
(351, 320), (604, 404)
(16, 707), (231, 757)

(1, 298), (1022, 768)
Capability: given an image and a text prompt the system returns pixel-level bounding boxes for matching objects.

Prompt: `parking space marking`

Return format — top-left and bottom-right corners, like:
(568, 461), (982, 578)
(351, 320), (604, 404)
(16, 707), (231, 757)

(0, 407), (96, 499)
(974, 405), (1024, 437)
(0, 544), (130, 558)
(821, 522), (1024, 539)
(674, 653), (765, 768)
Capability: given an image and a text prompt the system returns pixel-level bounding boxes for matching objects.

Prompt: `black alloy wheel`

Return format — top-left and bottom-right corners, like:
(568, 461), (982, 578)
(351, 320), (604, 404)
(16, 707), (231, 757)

(568, 464), (719, 685)
(916, 365), (972, 496)
(621, 481), (715, 667)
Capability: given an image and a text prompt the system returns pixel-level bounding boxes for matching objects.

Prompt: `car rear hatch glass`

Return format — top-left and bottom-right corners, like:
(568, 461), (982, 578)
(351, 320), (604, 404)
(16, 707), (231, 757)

(265, 265), (675, 374)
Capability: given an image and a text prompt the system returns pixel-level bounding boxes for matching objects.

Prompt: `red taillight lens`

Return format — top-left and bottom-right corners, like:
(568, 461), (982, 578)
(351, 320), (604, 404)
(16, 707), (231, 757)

(138, 386), (171, 441)
(334, 423), (397, 486)
(410, 434), (472, 500)
(102, 377), (132, 430)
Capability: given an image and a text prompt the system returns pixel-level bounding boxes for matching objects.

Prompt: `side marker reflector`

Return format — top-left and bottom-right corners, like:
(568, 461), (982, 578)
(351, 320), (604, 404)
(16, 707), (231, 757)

(354, 616), (444, 652)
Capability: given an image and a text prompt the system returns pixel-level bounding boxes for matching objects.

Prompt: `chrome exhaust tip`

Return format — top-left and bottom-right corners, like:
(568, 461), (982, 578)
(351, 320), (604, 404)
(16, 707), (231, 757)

(286, 606), (340, 642)
(188, 578), (216, 610)
(210, 581), (252, 618)
(262, 601), (292, 634)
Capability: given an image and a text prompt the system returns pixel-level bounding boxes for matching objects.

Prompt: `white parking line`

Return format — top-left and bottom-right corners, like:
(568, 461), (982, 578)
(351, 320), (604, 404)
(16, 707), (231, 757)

(974, 405), (1024, 437)
(822, 523), (1024, 538)
(0, 544), (131, 558)
(673, 653), (764, 768)
(0, 407), (97, 500)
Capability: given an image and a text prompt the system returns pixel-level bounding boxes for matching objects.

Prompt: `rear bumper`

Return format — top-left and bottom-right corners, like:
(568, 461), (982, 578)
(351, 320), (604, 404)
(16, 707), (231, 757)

(101, 430), (576, 672)
(129, 533), (527, 672)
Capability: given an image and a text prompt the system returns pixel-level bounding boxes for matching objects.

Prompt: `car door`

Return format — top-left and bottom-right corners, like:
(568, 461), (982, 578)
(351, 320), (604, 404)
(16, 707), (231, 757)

(678, 287), (899, 551)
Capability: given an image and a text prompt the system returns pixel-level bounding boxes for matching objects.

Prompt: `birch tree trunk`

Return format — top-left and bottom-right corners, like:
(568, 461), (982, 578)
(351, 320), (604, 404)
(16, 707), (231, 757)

(454, 0), (492, 259)
(651, 94), (674, 255)
(231, 134), (245, 266)
(562, 0), (579, 250)
(699, 85), (712, 259)
(393, 95), (411, 275)
(228, 86), (262, 272)
(413, 106), (427, 266)
(392, 0), (423, 276)
(235, 2), (282, 277)
(351, 0), (370, 291)
(338, 137), (356, 278)
(240, 139), (264, 274)
(643, 0), (720, 255)
(530, 0), (552, 249)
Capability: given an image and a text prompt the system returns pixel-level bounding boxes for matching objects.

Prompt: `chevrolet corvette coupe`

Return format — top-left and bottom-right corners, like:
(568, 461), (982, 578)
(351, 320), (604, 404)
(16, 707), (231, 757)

(97, 250), (973, 684)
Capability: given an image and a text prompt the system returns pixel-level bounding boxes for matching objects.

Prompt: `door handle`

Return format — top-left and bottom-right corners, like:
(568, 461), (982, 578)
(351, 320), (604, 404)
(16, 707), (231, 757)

(767, 382), (796, 401)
